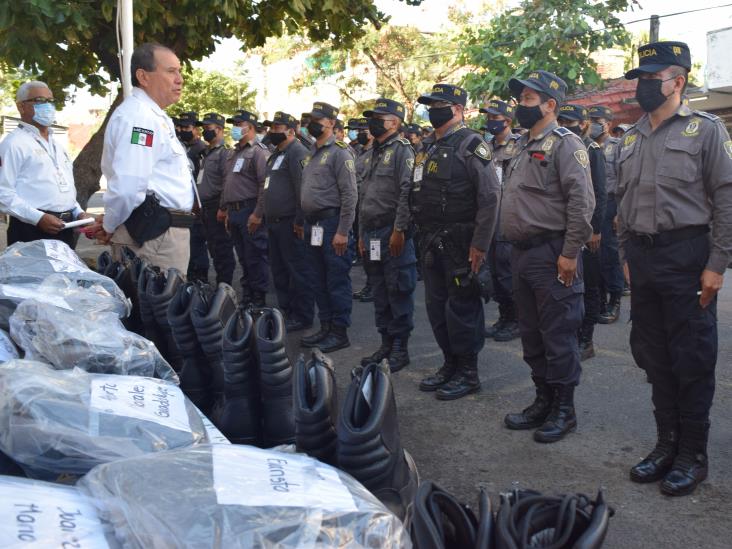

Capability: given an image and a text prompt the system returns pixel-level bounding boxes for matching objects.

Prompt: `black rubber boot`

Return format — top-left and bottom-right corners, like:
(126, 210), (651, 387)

(504, 378), (554, 430)
(191, 283), (238, 425)
(337, 360), (419, 521)
(418, 356), (457, 392)
(599, 294), (621, 324)
(168, 282), (214, 415)
(300, 323), (331, 348)
(138, 265), (170, 356)
(387, 335), (410, 373)
(256, 308), (296, 447)
(317, 324), (350, 353)
(436, 354), (480, 400)
(294, 349), (338, 465)
(630, 410), (678, 483)
(146, 268), (185, 373)
(360, 333), (392, 366)
(220, 307), (261, 446)
(660, 419), (709, 497)
(533, 384), (578, 443)
(410, 481), (480, 548)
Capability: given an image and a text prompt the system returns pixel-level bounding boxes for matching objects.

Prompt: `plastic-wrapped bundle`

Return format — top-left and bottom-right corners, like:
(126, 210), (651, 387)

(0, 361), (206, 480)
(0, 475), (119, 548)
(9, 300), (178, 383)
(0, 329), (19, 362)
(78, 444), (411, 549)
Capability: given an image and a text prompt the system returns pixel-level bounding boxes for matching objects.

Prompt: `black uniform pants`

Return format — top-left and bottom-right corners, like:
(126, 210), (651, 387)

(489, 238), (515, 318)
(7, 217), (75, 248)
(581, 246), (602, 334)
(200, 203), (235, 286)
(422, 247), (485, 358)
(627, 234), (717, 421)
(512, 237), (584, 386)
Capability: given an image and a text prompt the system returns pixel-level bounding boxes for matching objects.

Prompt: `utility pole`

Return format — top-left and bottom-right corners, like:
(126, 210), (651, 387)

(650, 14), (660, 42)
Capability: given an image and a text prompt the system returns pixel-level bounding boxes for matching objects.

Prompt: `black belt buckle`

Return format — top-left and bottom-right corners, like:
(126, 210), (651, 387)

(635, 233), (655, 248)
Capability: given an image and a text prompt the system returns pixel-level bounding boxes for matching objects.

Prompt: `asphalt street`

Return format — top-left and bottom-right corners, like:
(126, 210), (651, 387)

(6, 191), (731, 548)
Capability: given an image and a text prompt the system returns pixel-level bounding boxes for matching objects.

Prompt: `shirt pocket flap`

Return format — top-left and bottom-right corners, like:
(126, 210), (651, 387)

(657, 138), (701, 180)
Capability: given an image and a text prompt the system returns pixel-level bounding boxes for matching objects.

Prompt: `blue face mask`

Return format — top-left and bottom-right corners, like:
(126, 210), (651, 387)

(32, 102), (56, 127)
(348, 129), (358, 141)
(300, 127), (309, 137)
(230, 126), (243, 141)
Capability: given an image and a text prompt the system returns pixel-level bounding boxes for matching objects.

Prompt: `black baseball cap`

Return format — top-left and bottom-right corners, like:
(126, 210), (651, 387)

(363, 97), (407, 120)
(334, 119), (344, 130)
(310, 102), (339, 120)
(558, 104), (588, 122)
(269, 111), (298, 129)
(480, 99), (515, 119)
(625, 41), (691, 79)
(588, 106), (614, 121)
(226, 110), (258, 125)
(509, 70), (567, 103)
(417, 83), (468, 107)
(177, 111), (198, 126)
(346, 118), (367, 130)
(404, 123), (421, 135)
(197, 112), (226, 127)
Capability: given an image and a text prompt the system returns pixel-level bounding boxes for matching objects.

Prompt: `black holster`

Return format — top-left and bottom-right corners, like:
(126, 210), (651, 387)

(125, 193), (171, 246)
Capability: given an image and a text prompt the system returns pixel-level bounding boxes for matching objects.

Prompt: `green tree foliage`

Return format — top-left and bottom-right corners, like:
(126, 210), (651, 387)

(458, 0), (637, 102)
(169, 66), (256, 118)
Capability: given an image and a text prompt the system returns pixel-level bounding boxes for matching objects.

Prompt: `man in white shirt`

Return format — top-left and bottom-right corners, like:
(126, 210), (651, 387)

(96, 43), (195, 273)
(0, 81), (88, 247)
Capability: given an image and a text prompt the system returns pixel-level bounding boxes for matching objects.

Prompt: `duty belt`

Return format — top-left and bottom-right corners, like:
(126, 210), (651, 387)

(41, 209), (74, 222)
(266, 214), (295, 224)
(304, 207), (340, 224)
(510, 231), (565, 251)
(168, 209), (196, 229)
(629, 225), (709, 248)
(361, 213), (395, 232)
(226, 198), (257, 211)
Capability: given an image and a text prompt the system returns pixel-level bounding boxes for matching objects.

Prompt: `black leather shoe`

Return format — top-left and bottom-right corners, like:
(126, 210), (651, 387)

(352, 284), (371, 300)
(358, 284), (374, 303)
(285, 318), (312, 333)
(504, 379), (553, 430)
(360, 333), (392, 366)
(485, 318), (506, 339)
(533, 385), (577, 443)
(300, 323), (330, 347)
(387, 336), (410, 373)
(418, 358), (456, 392)
(494, 320), (520, 342)
(630, 410), (678, 483)
(580, 339), (596, 361)
(660, 419), (709, 497)
(436, 355), (480, 400)
(598, 297), (620, 324)
(317, 324), (350, 353)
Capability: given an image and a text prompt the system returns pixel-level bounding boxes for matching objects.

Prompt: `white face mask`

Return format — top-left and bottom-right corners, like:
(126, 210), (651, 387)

(32, 102), (56, 127)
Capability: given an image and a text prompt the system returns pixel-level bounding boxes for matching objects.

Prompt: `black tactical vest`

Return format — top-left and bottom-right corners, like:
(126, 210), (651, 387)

(410, 128), (477, 225)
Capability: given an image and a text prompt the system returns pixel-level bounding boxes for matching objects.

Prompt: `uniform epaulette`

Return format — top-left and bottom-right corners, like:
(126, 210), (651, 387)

(255, 142), (268, 150)
(695, 110), (720, 122)
(553, 127), (572, 137)
(334, 140), (348, 149)
(396, 137), (411, 146)
(588, 141), (600, 150)
(467, 135), (492, 163)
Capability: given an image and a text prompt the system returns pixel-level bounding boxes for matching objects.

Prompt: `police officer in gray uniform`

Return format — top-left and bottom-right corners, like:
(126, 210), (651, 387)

(358, 98), (417, 372)
(299, 102), (358, 353)
(618, 42), (732, 496)
(411, 84), (500, 400)
(196, 112), (236, 285)
(352, 117), (376, 302)
(480, 99), (521, 342)
(501, 71), (595, 443)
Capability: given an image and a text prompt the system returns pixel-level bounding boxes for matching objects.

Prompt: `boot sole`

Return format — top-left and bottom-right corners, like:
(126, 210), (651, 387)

(630, 468), (671, 484)
(504, 419), (546, 430)
(597, 317), (618, 325)
(435, 385), (481, 401)
(418, 382), (445, 392)
(318, 341), (351, 353)
(533, 424), (577, 443)
(494, 333), (520, 342)
(300, 338), (326, 348)
(660, 471), (708, 497)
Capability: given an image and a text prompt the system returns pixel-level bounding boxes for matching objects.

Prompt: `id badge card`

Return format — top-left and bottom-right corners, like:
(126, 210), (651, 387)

(57, 171), (71, 192)
(272, 155), (284, 170)
(413, 163), (424, 183)
(196, 168), (205, 185)
(264, 176), (270, 190)
(369, 239), (381, 261)
(233, 158), (244, 173)
(311, 225), (324, 247)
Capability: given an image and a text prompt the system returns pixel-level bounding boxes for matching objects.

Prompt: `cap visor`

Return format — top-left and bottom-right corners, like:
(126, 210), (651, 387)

(509, 78), (545, 98)
(310, 110), (332, 119)
(480, 107), (503, 116)
(624, 63), (670, 79)
(417, 93), (445, 105)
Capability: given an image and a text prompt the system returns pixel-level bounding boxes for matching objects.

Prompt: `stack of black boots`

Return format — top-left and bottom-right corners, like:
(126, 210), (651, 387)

(360, 333), (411, 373)
(97, 249), (144, 335)
(504, 379), (577, 443)
(138, 265), (173, 358)
(144, 268), (185, 373)
(410, 482), (493, 549)
(337, 360), (419, 521)
(294, 349), (338, 466)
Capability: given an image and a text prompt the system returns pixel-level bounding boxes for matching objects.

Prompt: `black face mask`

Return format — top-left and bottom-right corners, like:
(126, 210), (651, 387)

(307, 121), (325, 139)
(356, 132), (368, 146)
(428, 106), (454, 129)
(269, 132), (287, 147)
(484, 120), (506, 136)
(202, 129), (217, 143)
(515, 104), (544, 130)
(635, 78), (672, 113)
(368, 118), (388, 138)
(179, 130), (193, 142)
(565, 125), (582, 137)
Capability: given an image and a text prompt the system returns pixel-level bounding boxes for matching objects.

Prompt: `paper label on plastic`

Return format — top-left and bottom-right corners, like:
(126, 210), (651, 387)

(88, 376), (191, 433)
(195, 408), (231, 444)
(212, 445), (357, 512)
(310, 226), (324, 247)
(0, 482), (110, 548)
(43, 240), (87, 272)
(0, 284), (73, 311)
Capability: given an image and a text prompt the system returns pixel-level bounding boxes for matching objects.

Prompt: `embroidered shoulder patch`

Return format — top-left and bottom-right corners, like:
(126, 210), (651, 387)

(574, 149), (589, 168)
(345, 159), (355, 173)
(335, 140), (348, 149)
(131, 127), (154, 147)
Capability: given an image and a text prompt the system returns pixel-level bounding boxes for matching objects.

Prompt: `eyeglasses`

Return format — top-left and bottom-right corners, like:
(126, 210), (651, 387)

(23, 97), (55, 105)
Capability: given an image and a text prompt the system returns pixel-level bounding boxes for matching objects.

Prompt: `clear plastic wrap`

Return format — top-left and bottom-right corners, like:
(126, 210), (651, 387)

(78, 444), (411, 549)
(9, 300), (178, 383)
(0, 475), (119, 548)
(0, 329), (19, 362)
(0, 361), (206, 480)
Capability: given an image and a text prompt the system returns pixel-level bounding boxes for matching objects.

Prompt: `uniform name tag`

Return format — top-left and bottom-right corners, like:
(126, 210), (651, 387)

(264, 176), (270, 190)
(414, 164), (424, 183)
(272, 155), (284, 170)
(311, 225), (324, 247)
(369, 239), (381, 261)
(57, 170), (71, 192)
(233, 158), (244, 173)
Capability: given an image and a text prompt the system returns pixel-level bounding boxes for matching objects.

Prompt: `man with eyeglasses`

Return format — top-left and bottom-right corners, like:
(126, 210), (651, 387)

(0, 81), (89, 247)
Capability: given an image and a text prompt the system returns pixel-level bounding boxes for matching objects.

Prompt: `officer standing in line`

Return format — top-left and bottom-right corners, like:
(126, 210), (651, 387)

(97, 43), (195, 274)
(352, 118), (376, 303)
(501, 71), (595, 443)
(298, 112), (316, 148)
(346, 118), (363, 154)
(618, 42), (732, 496)
(358, 98), (417, 372)
(589, 105), (624, 324)
(263, 111), (314, 332)
(196, 112), (236, 286)
(411, 84), (500, 400)
(405, 123), (425, 154)
(480, 99), (521, 342)
(299, 101), (358, 353)
(558, 104), (607, 361)
(220, 110), (271, 306)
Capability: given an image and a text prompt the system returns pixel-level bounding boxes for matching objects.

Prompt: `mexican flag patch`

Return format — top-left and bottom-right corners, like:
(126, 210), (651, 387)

(131, 127), (154, 147)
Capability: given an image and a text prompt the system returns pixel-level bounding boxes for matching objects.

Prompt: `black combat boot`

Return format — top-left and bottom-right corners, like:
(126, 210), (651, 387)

(660, 419), (709, 497)
(147, 268), (185, 372)
(579, 324), (596, 361)
(361, 333), (393, 366)
(436, 354), (481, 401)
(504, 378), (554, 430)
(256, 308), (296, 447)
(418, 356), (457, 392)
(599, 294), (621, 324)
(317, 324), (350, 353)
(220, 308), (261, 446)
(533, 384), (577, 443)
(337, 360), (419, 521)
(410, 481), (481, 548)
(300, 323), (331, 348)
(294, 349), (338, 465)
(387, 335), (410, 373)
(358, 284), (374, 303)
(630, 410), (678, 483)
(138, 265), (168, 354)
(484, 318), (506, 339)
(493, 304), (520, 342)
